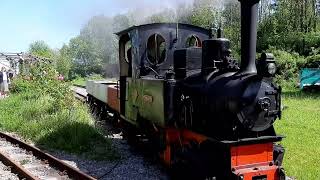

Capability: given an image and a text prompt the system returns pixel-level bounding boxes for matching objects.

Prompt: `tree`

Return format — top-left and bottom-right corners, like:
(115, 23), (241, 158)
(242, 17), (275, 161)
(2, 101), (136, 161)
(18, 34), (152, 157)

(256, 0), (320, 54)
(63, 15), (122, 78)
(189, 0), (218, 29)
(28, 40), (54, 58)
(80, 15), (119, 67)
(68, 36), (102, 77)
(55, 44), (72, 79)
(176, 3), (193, 24)
(113, 14), (131, 32)
(222, 1), (241, 54)
(145, 9), (176, 23)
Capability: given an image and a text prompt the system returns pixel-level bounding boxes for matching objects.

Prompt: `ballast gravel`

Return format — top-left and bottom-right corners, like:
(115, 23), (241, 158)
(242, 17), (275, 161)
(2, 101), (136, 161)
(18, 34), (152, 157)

(4, 120), (169, 180)
(48, 119), (169, 180)
(0, 161), (20, 180)
(0, 137), (70, 180)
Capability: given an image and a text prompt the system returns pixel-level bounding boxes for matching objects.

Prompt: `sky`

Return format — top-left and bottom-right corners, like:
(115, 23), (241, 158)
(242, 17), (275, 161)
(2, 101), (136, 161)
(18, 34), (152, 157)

(0, 0), (192, 52)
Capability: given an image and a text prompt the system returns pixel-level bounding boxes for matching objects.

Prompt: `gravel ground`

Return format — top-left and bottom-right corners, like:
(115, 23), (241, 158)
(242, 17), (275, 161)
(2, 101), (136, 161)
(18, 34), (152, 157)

(0, 161), (19, 180)
(4, 123), (169, 180)
(48, 118), (169, 180)
(0, 137), (70, 180)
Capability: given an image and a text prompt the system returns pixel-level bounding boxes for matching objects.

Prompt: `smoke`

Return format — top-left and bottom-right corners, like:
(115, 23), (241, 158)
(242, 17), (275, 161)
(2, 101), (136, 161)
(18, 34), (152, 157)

(72, 0), (240, 30)
(115, 0), (194, 12)
(65, 0), (242, 77)
(114, 0), (194, 25)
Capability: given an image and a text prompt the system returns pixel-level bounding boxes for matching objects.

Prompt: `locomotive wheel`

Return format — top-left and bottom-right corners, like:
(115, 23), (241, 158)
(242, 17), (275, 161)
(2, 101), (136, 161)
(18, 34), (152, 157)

(170, 156), (205, 179)
(122, 125), (139, 145)
(109, 112), (119, 125)
(170, 143), (214, 180)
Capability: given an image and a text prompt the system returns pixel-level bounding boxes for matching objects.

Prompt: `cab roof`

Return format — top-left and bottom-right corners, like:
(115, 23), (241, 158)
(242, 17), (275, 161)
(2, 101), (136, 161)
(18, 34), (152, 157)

(115, 23), (210, 36)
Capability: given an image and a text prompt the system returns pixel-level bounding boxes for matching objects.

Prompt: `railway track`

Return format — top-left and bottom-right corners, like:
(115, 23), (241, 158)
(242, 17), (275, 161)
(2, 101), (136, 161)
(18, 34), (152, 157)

(0, 132), (96, 180)
(72, 85), (87, 102)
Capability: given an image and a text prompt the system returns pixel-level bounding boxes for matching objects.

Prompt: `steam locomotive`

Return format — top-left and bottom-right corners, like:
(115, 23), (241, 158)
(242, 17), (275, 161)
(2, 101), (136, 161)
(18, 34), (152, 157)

(86, 0), (286, 179)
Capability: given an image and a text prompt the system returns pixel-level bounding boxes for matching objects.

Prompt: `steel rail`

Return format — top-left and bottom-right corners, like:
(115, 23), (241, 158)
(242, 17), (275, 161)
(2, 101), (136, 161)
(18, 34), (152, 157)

(0, 132), (96, 180)
(72, 84), (86, 88)
(75, 92), (87, 102)
(72, 86), (87, 102)
(0, 149), (39, 180)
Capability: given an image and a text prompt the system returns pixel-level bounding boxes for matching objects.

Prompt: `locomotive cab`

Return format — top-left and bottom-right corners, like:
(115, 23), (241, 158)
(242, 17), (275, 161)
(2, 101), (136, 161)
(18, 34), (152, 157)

(116, 23), (210, 126)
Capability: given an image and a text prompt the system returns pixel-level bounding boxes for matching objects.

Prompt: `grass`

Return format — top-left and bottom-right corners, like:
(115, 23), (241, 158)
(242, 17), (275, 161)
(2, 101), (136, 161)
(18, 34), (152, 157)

(71, 75), (117, 87)
(275, 89), (320, 179)
(0, 92), (118, 160)
(72, 77), (87, 86)
(71, 74), (107, 87)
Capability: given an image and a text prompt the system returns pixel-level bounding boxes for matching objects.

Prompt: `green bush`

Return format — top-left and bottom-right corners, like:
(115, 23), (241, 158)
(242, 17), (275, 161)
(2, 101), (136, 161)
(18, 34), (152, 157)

(1, 61), (118, 160)
(267, 48), (304, 80)
(258, 31), (320, 56)
(11, 61), (74, 109)
(303, 54), (320, 68)
(10, 78), (35, 93)
(0, 93), (117, 160)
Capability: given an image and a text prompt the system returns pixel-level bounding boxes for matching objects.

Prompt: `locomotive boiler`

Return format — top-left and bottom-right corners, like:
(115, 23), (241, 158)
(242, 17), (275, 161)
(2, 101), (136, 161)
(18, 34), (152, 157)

(86, 0), (286, 179)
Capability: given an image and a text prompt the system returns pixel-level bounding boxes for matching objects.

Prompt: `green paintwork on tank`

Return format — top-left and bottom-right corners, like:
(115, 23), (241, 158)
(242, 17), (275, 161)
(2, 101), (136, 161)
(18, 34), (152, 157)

(125, 78), (165, 126)
(139, 78), (165, 126)
(125, 78), (139, 124)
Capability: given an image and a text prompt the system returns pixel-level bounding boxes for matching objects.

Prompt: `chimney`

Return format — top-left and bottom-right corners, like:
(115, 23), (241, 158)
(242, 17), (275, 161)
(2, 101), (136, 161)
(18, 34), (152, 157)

(238, 0), (260, 74)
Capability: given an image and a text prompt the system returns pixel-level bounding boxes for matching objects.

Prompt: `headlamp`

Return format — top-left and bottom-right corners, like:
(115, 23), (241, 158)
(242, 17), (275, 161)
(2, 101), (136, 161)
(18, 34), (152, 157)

(259, 53), (276, 77)
(267, 63), (276, 75)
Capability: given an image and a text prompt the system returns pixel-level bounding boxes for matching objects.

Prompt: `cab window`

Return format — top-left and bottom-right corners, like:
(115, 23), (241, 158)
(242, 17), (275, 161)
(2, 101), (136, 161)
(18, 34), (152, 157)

(147, 33), (166, 65)
(186, 35), (202, 47)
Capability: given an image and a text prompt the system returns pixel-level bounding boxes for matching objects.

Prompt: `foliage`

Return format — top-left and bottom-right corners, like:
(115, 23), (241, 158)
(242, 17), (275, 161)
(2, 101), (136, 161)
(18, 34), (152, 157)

(55, 44), (72, 79)
(223, 1), (241, 53)
(257, 0), (320, 55)
(189, 0), (218, 29)
(2, 60), (117, 160)
(29, 40), (54, 58)
(65, 15), (126, 79)
(146, 9), (176, 23)
(72, 74), (105, 87)
(68, 36), (103, 77)
(258, 31), (320, 56)
(0, 92), (117, 160)
(303, 54), (320, 68)
(267, 48), (303, 80)
(274, 0), (318, 34)
(113, 14), (131, 32)
(11, 61), (73, 109)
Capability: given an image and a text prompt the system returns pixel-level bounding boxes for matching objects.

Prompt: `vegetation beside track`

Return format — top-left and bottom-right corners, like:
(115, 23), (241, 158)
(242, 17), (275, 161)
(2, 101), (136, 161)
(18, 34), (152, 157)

(0, 62), (118, 160)
(71, 74), (106, 87)
(72, 76), (89, 87)
(275, 88), (320, 180)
